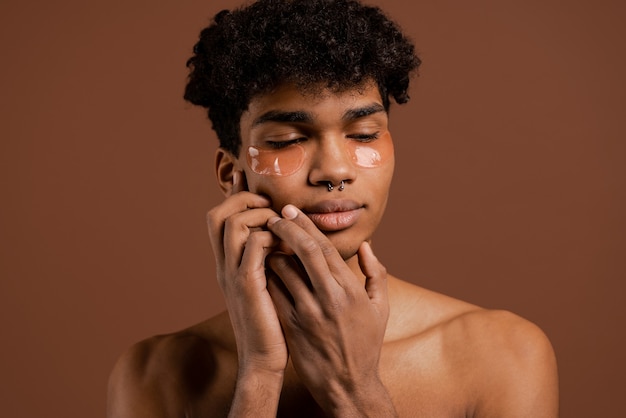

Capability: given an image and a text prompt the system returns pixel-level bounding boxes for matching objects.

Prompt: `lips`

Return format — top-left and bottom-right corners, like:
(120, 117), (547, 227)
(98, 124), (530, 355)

(302, 200), (363, 232)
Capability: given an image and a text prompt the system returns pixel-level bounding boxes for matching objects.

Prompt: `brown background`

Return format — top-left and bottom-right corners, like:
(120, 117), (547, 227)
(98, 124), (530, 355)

(1, 0), (624, 416)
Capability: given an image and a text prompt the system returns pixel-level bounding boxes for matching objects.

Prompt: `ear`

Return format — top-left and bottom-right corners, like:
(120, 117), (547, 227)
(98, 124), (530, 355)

(215, 147), (240, 197)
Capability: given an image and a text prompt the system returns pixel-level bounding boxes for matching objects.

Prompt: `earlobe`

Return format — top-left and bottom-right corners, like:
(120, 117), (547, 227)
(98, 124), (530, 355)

(215, 148), (238, 196)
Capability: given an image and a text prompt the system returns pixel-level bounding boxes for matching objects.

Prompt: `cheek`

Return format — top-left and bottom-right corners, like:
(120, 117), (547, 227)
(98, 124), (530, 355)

(346, 132), (394, 168)
(241, 160), (304, 209)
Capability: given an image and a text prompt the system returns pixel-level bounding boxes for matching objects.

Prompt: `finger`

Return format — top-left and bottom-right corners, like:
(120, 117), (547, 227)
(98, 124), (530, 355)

(267, 205), (349, 288)
(281, 204), (338, 250)
(358, 241), (389, 310)
(281, 205), (347, 270)
(206, 191), (272, 263)
(223, 208), (280, 275)
(267, 215), (342, 295)
(267, 253), (315, 306)
(266, 269), (295, 319)
(230, 230), (280, 290)
(208, 189), (272, 237)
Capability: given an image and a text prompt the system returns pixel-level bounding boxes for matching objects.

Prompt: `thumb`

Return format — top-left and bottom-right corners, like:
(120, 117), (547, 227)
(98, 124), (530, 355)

(358, 241), (389, 307)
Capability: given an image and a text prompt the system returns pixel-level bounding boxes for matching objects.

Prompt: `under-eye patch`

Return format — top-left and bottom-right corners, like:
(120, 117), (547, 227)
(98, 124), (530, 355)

(346, 132), (394, 168)
(246, 144), (306, 176)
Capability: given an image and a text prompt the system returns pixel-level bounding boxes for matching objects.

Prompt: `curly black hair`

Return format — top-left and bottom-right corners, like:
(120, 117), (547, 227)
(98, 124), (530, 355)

(184, 0), (421, 156)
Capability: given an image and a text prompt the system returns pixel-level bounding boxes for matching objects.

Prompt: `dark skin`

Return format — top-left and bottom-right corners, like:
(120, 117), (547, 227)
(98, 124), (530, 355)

(107, 82), (559, 417)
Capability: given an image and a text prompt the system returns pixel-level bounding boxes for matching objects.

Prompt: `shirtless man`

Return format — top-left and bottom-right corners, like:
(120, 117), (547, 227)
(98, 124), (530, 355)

(107, 0), (559, 416)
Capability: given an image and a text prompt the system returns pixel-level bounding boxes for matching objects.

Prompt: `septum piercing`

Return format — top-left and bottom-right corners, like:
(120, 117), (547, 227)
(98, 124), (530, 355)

(327, 180), (345, 192)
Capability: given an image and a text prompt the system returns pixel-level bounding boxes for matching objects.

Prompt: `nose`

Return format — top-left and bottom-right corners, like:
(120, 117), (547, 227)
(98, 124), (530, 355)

(308, 135), (357, 189)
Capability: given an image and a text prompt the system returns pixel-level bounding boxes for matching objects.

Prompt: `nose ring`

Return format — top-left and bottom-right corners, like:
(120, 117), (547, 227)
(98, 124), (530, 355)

(326, 181), (345, 192)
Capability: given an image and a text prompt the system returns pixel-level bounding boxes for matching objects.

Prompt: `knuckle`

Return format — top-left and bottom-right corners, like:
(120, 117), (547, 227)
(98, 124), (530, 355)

(377, 263), (388, 277)
(246, 230), (263, 245)
(268, 254), (292, 272)
(319, 241), (336, 258)
(232, 268), (262, 291)
(206, 208), (217, 222)
(223, 213), (248, 236)
(246, 230), (272, 248)
(206, 205), (219, 218)
(297, 236), (320, 257)
(296, 303), (323, 327)
(206, 208), (222, 231)
(324, 299), (345, 314)
(319, 300), (345, 320)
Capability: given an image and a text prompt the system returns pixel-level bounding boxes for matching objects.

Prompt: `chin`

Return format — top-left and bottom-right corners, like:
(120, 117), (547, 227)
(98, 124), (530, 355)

(326, 232), (364, 261)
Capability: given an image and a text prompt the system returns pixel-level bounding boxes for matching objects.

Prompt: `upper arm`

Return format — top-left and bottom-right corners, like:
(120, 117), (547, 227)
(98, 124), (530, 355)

(472, 311), (559, 418)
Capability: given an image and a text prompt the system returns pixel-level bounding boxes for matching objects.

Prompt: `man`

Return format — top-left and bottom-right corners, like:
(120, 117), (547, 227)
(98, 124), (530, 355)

(107, 0), (559, 416)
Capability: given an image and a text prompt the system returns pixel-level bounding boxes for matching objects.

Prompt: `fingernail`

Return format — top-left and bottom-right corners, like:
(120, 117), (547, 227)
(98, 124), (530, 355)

(268, 216), (281, 226)
(232, 171), (239, 186)
(282, 204), (298, 220)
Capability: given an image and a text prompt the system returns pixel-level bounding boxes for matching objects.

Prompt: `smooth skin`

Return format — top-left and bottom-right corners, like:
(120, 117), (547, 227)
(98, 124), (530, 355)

(107, 82), (559, 417)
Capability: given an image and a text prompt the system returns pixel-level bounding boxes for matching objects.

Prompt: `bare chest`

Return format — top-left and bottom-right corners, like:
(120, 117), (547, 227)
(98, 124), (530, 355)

(191, 342), (471, 418)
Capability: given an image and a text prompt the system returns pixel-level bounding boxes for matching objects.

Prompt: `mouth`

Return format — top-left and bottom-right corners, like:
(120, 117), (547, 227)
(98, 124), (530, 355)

(302, 200), (364, 232)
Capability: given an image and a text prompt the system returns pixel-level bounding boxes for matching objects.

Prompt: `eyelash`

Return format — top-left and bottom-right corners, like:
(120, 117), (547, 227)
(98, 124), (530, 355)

(348, 132), (380, 142)
(266, 132), (379, 149)
(266, 138), (306, 149)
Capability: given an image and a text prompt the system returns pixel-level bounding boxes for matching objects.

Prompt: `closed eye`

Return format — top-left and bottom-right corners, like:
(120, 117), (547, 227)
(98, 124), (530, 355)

(347, 132), (380, 142)
(266, 137), (307, 149)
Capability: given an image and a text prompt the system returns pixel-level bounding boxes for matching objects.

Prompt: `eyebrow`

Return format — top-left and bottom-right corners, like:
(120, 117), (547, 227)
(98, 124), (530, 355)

(252, 110), (312, 127)
(342, 103), (386, 121)
(251, 102), (386, 127)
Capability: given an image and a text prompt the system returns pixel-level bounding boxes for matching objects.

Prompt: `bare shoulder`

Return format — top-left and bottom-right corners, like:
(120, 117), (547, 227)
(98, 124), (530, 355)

(106, 312), (236, 418)
(386, 277), (558, 417)
(450, 308), (559, 417)
(444, 307), (558, 376)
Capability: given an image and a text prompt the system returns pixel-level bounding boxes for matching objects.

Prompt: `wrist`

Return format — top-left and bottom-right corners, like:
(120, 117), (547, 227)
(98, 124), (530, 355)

(237, 353), (287, 380)
(229, 369), (285, 417)
(323, 376), (398, 418)
(237, 365), (285, 383)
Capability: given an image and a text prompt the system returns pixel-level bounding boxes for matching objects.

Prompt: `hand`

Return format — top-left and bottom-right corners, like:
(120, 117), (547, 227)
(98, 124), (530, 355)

(265, 204), (394, 415)
(206, 171), (288, 376)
